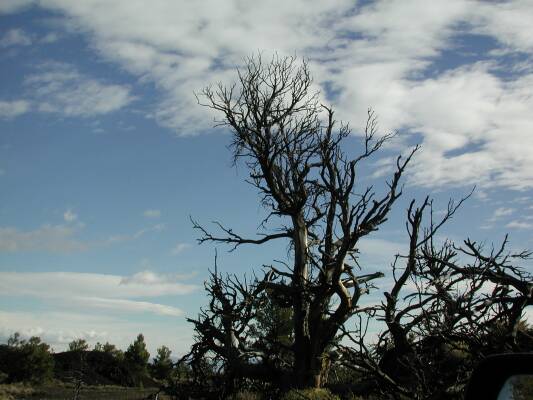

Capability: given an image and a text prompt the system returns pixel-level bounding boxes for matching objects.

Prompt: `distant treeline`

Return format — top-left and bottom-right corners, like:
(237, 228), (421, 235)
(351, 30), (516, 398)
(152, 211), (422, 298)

(0, 332), (178, 388)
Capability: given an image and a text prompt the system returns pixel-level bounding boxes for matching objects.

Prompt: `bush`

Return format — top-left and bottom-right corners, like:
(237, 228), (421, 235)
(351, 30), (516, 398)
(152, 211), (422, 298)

(281, 388), (341, 400)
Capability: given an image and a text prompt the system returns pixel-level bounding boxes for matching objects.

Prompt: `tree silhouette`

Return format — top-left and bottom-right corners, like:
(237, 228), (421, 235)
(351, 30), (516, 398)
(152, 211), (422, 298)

(189, 53), (415, 388)
(185, 54), (532, 396)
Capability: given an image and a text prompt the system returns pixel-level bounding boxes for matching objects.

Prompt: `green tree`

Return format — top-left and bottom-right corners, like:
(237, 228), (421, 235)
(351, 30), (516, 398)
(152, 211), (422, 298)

(124, 334), (150, 386)
(68, 338), (89, 352)
(2, 334), (54, 383)
(250, 290), (294, 370)
(23, 336), (55, 383)
(151, 345), (173, 381)
(7, 332), (23, 347)
(100, 341), (124, 360)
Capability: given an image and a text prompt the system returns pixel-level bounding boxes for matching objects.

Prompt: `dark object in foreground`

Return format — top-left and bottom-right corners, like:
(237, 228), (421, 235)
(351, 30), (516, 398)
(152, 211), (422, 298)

(465, 353), (533, 400)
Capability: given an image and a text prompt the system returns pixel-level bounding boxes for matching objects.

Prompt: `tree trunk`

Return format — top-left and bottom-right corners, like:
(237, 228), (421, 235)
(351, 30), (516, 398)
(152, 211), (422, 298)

(292, 213), (313, 387)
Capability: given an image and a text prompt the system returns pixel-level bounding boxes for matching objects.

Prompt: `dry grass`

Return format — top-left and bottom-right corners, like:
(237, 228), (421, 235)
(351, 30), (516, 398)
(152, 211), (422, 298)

(0, 384), (40, 400)
(0, 383), (169, 400)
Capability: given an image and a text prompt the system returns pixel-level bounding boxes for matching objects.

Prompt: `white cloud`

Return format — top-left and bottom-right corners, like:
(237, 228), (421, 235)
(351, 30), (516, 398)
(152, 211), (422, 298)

(11, 0), (533, 191)
(0, 28), (32, 47)
(24, 62), (134, 117)
(107, 223), (165, 244)
(171, 242), (191, 255)
(0, 0), (35, 14)
(485, 207), (516, 226)
(120, 269), (193, 286)
(40, 32), (60, 44)
(356, 237), (406, 269)
(0, 310), (195, 354)
(63, 209), (78, 222)
(0, 100), (30, 119)
(143, 209), (161, 218)
(0, 224), (87, 252)
(493, 207), (515, 219)
(473, 1), (533, 54)
(506, 220), (533, 230)
(73, 297), (183, 317)
(0, 270), (197, 316)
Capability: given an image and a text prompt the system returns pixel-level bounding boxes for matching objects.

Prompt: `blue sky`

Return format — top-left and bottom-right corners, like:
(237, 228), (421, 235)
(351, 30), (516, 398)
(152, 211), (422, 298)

(0, 0), (532, 356)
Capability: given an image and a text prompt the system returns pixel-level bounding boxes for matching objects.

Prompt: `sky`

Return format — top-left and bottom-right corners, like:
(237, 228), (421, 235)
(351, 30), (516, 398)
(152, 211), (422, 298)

(0, 0), (532, 357)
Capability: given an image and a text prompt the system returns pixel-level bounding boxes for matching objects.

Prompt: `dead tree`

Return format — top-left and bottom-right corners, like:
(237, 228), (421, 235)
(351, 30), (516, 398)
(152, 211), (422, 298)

(191, 54), (416, 388)
(342, 198), (533, 399)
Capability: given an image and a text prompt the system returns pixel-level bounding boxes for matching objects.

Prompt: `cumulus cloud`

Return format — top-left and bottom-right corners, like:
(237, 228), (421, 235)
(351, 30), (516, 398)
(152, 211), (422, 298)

(0, 100), (30, 119)
(0, 224), (87, 253)
(24, 62), (134, 117)
(6, 0), (533, 190)
(0, 28), (32, 47)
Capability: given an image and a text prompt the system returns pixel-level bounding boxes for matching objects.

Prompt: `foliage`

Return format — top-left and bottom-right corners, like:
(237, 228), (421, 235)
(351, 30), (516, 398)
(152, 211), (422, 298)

(68, 338), (89, 352)
(0, 334), (54, 384)
(124, 334), (150, 387)
(101, 342), (125, 361)
(249, 289), (294, 371)
(150, 345), (173, 381)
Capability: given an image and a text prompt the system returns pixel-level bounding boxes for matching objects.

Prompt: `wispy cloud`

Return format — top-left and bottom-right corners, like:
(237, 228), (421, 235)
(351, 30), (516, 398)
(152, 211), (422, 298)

(492, 207), (515, 219)
(120, 270), (189, 286)
(40, 32), (59, 44)
(0, 100), (30, 119)
(0, 224), (87, 253)
(24, 62), (134, 117)
(73, 297), (183, 317)
(0, 28), (31, 47)
(483, 207), (516, 229)
(171, 242), (191, 255)
(143, 209), (161, 218)
(107, 223), (165, 244)
(506, 220), (533, 230)
(0, 309), (195, 354)
(63, 209), (78, 223)
(0, 270), (197, 316)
